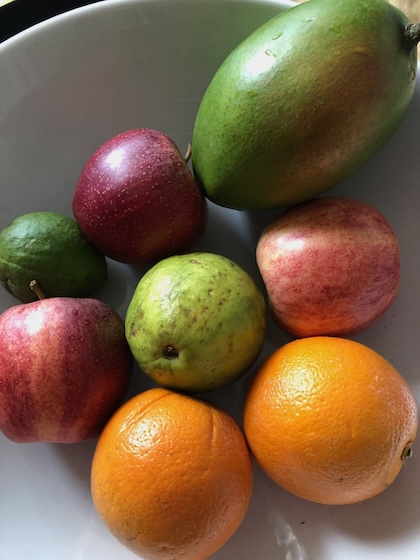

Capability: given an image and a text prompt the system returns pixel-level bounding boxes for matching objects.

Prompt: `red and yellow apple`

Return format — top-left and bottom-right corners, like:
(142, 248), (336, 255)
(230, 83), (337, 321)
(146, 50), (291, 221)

(256, 197), (400, 337)
(0, 295), (132, 443)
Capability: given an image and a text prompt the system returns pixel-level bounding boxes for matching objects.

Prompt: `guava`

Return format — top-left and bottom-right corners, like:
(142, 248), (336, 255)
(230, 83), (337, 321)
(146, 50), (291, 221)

(125, 252), (266, 392)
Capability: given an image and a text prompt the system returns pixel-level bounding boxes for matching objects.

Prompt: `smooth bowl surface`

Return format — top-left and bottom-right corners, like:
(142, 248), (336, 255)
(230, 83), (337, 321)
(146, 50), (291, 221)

(1, 0), (420, 559)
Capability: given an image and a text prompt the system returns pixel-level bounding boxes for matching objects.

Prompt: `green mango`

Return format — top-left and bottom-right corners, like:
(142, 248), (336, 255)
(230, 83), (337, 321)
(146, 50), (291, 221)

(191, 0), (420, 210)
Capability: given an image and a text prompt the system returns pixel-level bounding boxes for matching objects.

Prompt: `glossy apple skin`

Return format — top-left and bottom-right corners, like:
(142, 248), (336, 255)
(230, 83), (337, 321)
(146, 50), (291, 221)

(72, 128), (208, 264)
(256, 197), (400, 338)
(0, 298), (132, 443)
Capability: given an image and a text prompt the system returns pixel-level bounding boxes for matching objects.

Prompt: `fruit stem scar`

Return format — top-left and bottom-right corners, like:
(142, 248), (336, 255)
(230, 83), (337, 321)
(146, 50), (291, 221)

(401, 442), (414, 461)
(405, 23), (420, 47)
(29, 279), (46, 300)
(163, 345), (179, 359)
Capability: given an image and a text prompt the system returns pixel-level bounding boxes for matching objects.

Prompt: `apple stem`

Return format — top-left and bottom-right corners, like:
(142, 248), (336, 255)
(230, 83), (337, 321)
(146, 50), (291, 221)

(184, 143), (192, 163)
(30, 280), (46, 300)
(405, 23), (420, 47)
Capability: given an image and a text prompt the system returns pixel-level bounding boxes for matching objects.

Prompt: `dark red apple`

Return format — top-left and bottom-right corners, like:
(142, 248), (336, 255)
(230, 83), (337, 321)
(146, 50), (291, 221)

(72, 128), (208, 264)
(0, 293), (132, 443)
(256, 197), (400, 337)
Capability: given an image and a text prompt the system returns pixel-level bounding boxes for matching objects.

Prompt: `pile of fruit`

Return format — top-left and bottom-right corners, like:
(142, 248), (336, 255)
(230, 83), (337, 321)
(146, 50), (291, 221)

(0, 0), (419, 558)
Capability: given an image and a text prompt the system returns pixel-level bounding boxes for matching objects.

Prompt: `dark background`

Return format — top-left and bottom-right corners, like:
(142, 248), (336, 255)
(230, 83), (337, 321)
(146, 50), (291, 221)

(0, 0), (103, 42)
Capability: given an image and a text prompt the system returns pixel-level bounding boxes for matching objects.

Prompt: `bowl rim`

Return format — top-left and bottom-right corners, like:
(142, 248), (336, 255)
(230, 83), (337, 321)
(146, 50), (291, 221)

(0, 0), (297, 53)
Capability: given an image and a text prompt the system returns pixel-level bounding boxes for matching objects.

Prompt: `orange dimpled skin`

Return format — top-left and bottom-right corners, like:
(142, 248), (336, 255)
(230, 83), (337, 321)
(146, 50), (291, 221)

(243, 337), (418, 505)
(91, 388), (253, 559)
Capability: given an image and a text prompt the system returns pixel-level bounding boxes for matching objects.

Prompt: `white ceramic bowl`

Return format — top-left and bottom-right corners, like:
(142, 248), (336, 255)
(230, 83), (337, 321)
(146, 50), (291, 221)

(1, 1), (420, 559)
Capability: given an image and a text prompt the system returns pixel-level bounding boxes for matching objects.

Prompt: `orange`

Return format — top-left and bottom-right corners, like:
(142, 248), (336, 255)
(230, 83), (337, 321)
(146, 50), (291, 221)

(243, 336), (418, 505)
(91, 387), (253, 559)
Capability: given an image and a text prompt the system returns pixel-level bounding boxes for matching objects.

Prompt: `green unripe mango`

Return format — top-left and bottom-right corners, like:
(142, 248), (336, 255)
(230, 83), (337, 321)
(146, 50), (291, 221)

(192, 0), (420, 210)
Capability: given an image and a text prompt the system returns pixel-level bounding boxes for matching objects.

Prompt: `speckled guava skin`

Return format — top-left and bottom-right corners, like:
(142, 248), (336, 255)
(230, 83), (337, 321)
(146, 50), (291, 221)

(125, 252), (266, 392)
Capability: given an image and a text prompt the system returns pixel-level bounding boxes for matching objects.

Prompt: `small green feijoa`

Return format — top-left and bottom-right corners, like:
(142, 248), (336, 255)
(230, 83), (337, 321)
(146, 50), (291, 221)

(0, 211), (108, 302)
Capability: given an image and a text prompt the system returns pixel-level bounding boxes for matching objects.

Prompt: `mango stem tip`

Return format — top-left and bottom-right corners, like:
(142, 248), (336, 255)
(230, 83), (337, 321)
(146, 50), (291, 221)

(405, 23), (420, 47)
